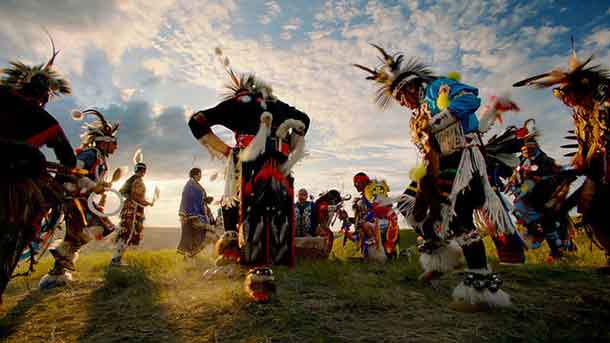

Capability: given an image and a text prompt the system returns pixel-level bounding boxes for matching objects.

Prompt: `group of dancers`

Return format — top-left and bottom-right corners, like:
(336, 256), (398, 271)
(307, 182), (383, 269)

(0, 40), (156, 296)
(1, 36), (609, 312)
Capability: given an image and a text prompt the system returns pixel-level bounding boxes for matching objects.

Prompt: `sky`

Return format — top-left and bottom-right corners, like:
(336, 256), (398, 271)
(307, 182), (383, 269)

(1, 0), (609, 227)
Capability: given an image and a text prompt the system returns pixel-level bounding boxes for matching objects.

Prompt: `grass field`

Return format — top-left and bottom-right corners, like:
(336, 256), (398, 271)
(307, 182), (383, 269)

(1, 229), (609, 343)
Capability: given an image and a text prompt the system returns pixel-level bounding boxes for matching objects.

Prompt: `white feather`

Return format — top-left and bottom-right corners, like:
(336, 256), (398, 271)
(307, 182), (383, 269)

(276, 119), (305, 140)
(239, 112), (272, 162)
(281, 134), (306, 175)
(132, 148), (144, 165)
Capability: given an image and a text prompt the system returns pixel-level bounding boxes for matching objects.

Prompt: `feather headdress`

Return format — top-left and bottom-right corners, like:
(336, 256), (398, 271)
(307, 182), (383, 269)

(354, 44), (437, 109)
(513, 38), (610, 100)
(72, 109), (119, 148)
(0, 31), (70, 100)
(215, 47), (275, 102)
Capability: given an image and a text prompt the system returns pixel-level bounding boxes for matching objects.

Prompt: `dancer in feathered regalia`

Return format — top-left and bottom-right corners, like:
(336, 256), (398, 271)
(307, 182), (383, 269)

(362, 179), (400, 260)
(40, 109), (120, 289)
(111, 150), (155, 267)
(479, 121), (528, 264)
(513, 41), (610, 270)
(188, 49), (310, 269)
(344, 173), (399, 262)
(0, 36), (75, 301)
(349, 172), (384, 260)
(355, 45), (515, 311)
(504, 120), (576, 261)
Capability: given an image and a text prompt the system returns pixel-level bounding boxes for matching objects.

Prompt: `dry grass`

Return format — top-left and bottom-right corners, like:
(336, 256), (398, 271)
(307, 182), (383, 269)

(1, 230), (610, 343)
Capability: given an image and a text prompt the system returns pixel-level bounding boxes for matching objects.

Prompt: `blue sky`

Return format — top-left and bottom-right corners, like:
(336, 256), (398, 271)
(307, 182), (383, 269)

(1, 0), (609, 226)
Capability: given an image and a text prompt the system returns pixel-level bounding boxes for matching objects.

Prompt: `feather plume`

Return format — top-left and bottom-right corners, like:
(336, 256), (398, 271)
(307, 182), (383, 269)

(514, 39), (609, 91)
(77, 109), (119, 147)
(215, 46), (275, 102)
(43, 28), (60, 70)
(0, 30), (70, 97)
(478, 95), (520, 133)
(354, 44), (437, 109)
(132, 148), (144, 165)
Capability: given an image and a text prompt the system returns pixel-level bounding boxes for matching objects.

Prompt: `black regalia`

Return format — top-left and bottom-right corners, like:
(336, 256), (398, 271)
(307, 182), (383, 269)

(0, 42), (74, 301)
(189, 69), (310, 267)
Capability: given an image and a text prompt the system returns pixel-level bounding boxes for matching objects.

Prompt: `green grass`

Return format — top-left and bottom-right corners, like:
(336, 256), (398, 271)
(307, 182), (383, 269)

(1, 231), (609, 343)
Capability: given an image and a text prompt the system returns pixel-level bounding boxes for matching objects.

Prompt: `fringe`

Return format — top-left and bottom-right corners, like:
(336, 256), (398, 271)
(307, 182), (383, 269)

(419, 240), (463, 273)
(396, 194), (417, 227)
(221, 156), (238, 208)
(443, 146), (516, 236)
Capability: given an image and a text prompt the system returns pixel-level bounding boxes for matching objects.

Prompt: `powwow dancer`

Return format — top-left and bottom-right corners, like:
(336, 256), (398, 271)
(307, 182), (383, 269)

(504, 120), (576, 261)
(188, 49), (310, 270)
(343, 173), (397, 261)
(513, 42), (610, 270)
(40, 109), (121, 289)
(0, 37), (76, 301)
(355, 45), (516, 311)
(110, 150), (157, 267)
(350, 172), (373, 252)
(361, 179), (400, 261)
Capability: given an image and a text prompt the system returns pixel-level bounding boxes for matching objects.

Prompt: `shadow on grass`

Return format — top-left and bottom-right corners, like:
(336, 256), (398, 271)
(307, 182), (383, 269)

(77, 264), (180, 343)
(0, 289), (52, 339)
(203, 259), (431, 343)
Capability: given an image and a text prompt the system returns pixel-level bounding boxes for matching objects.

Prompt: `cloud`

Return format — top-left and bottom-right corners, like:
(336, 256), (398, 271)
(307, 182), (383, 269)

(528, 25), (569, 45)
(259, 1), (281, 25)
(0, 0), (175, 68)
(281, 18), (303, 40)
(7, 0), (610, 226)
(585, 28), (610, 48)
